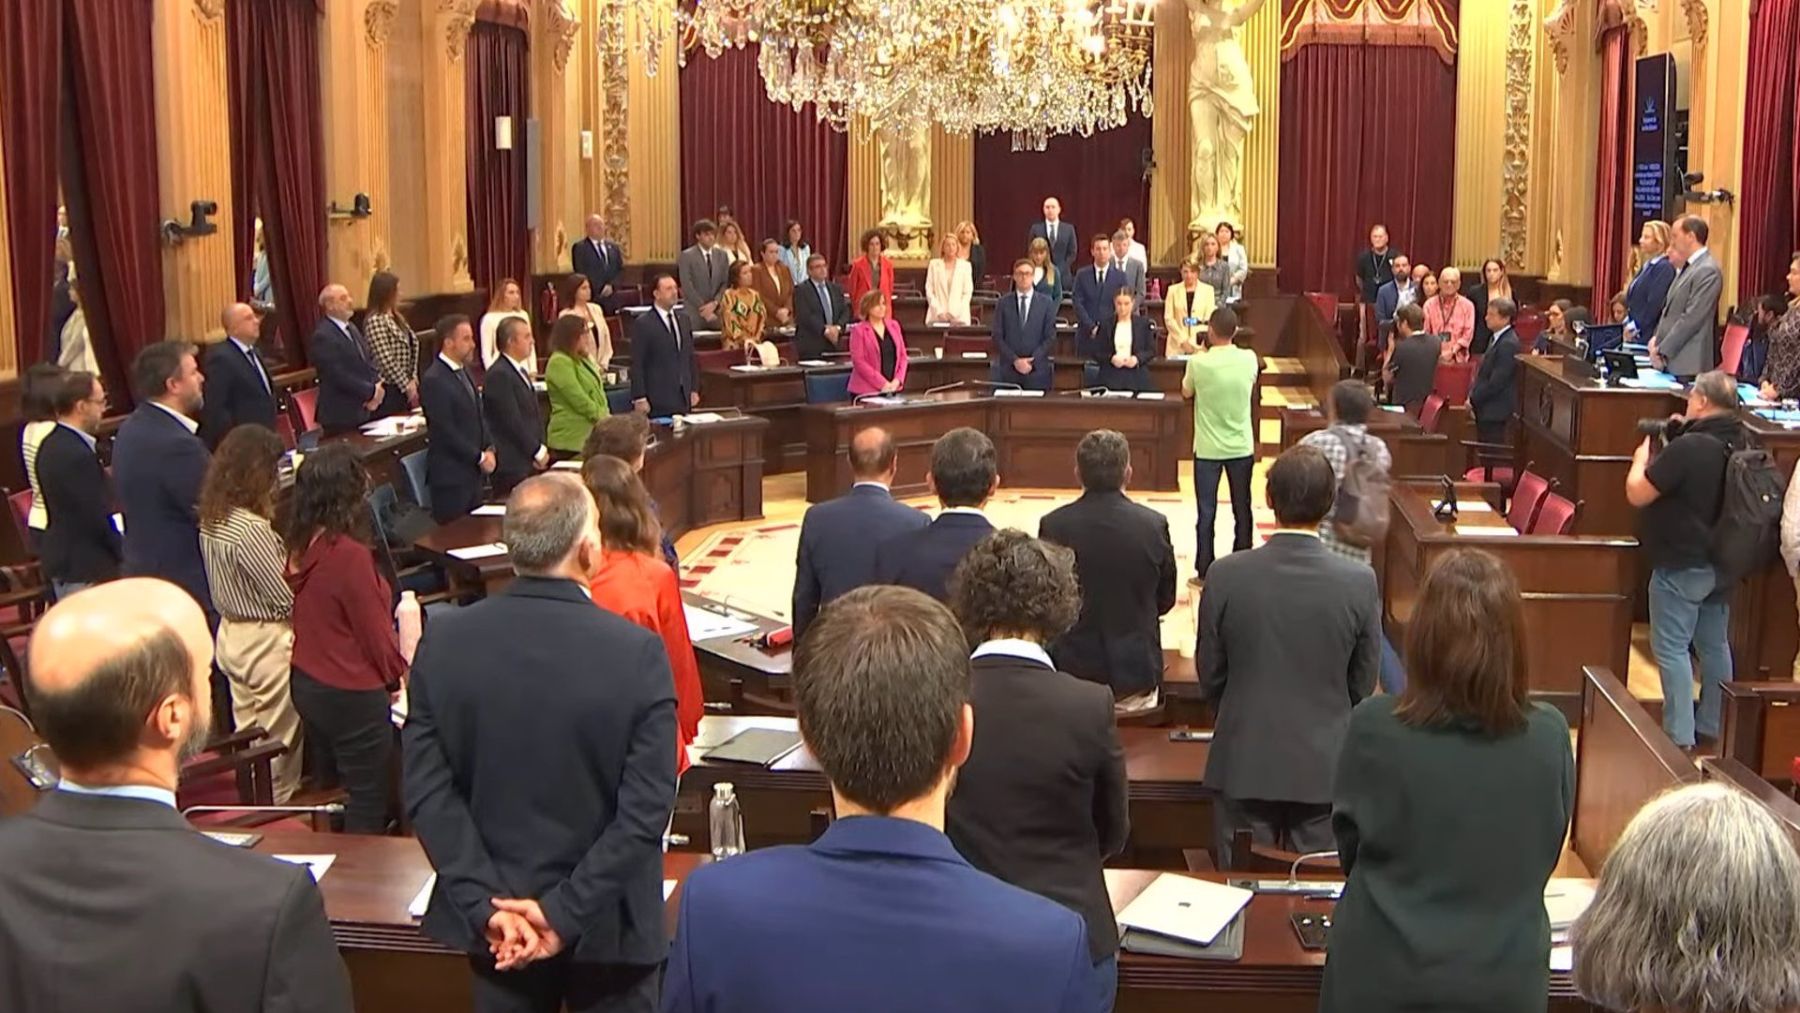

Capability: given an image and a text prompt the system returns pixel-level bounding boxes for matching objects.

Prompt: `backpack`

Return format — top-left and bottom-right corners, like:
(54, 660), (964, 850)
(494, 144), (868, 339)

(1705, 435), (1785, 585)
(1327, 427), (1392, 549)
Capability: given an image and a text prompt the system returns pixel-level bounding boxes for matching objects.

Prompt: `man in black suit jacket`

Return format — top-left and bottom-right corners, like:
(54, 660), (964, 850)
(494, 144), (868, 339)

(571, 214), (624, 302)
(793, 253), (852, 359)
(1353, 224), (1398, 304)
(1039, 430), (1177, 702)
(112, 341), (213, 612)
(991, 259), (1058, 391)
(38, 370), (121, 600)
(0, 579), (351, 1012)
(200, 302), (279, 448)
(944, 530), (1129, 989)
(484, 315), (547, 494)
(1027, 196), (1078, 283)
(1197, 446), (1380, 866)
(420, 315), (495, 522)
(309, 283), (384, 435)
(629, 273), (699, 417)
(405, 474), (677, 1013)
(792, 427), (928, 640)
(1469, 296), (1522, 445)
(873, 427), (998, 601)
(1384, 302), (1441, 411)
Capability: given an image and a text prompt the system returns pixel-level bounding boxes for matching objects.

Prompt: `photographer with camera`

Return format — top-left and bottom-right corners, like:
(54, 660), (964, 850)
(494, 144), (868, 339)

(1625, 371), (1743, 750)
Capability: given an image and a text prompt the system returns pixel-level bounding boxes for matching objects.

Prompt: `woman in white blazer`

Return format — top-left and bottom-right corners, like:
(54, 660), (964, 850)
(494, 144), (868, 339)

(925, 234), (973, 326)
(1162, 259), (1216, 357)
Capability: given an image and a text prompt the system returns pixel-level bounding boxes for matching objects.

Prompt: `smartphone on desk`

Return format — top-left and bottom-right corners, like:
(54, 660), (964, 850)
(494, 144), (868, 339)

(1168, 728), (1213, 743)
(1291, 913), (1331, 951)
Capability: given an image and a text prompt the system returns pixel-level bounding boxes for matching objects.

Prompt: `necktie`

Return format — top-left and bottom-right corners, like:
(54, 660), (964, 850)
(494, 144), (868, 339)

(594, 239), (605, 270)
(244, 345), (269, 393)
(345, 322), (370, 362)
(1048, 221), (1057, 243)
(1018, 293), (1028, 318)
(664, 310), (679, 349)
(817, 282), (830, 316)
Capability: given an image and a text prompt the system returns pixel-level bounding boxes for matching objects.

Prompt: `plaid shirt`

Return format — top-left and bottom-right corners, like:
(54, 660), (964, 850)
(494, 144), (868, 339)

(1299, 423), (1391, 564)
(363, 311), (419, 388)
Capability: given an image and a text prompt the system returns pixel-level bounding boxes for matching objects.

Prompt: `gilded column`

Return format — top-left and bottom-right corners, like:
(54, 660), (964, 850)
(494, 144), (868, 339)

(845, 121), (881, 265)
(417, 0), (475, 293)
(323, 0), (396, 299)
(1497, 0), (1536, 272)
(1451, 0), (1509, 267)
(1147, 4), (1193, 265)
(929, 126), (973, 255)
(1238, 0), (1279, 267)
(153, 0), (235, 341)
(621, 5), (679, 260)
(533, 0), (583, 273)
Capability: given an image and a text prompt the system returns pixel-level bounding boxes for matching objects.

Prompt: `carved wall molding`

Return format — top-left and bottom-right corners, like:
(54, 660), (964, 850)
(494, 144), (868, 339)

(1597, 0), (1649, 56)
(366, 0), (399, 47)
(1499, 0), (1534, 268)
(1543, 0), (1576, 76)
(192, 0), (224, 21)
(599, 5), (632, 256)
(441, 0), (477, 62)
(1679, 0), (1707, 50)
(544, 0), (580, 72)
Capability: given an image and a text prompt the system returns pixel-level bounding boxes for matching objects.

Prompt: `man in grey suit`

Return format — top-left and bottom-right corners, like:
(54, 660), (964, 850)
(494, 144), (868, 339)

(1110, 230), (1147, 301)
(0, 578), (351, 1012)
(1196, 445), (1381, 867)
(676, 219), (730, 331)
(1650, 215), (1723, 380)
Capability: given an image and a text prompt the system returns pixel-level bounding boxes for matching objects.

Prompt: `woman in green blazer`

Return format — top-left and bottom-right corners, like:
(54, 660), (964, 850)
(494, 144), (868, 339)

(1321, 548), (1574, 1013)
(544, 314), (609, 454)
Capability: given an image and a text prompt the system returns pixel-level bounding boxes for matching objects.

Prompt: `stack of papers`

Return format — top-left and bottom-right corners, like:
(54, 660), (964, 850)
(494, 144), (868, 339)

(448, 542), (509, 561)
(1546, 883), (1596, 972)
(683, 604), (758, 641)
(1617, 375), (1684, 391)
(993, 389), (1045, 398)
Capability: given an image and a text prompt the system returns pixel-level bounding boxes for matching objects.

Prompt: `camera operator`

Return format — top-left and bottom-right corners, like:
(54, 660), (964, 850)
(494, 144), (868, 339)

(1625, 370), (1743, 750)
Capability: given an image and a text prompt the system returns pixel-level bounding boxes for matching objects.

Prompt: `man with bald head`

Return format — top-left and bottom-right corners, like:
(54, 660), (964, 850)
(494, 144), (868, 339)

(571, 213), (622, 304)
(1424, 266), (1477, 363)
(791, 425), (928, 640)
(0, 579), (351, 1012)
(309, 282), (384, 435)
(200, 301), (279, 447)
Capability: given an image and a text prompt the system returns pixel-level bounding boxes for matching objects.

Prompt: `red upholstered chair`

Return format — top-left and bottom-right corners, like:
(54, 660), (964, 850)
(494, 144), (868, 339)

(1530, 492), (1581, 535)
(1305, 292), (1338, 327)
(288, 386), (320, 434)
(1720, 322), (1751, 377)
(1462, 441), (1517, 495)
(6, 492), (30, 547)
(273, 413), (297, 451)
(1513, 310), (1546, 350)
(1418, 393), (1447, 434)
(1433, 361), (1474, 405)
(1506, 469), (1554, 533)
(943, 335), (991, 358)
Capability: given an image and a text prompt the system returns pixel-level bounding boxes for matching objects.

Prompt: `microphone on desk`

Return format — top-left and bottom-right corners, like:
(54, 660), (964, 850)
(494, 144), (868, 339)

(1243, 850), (1344, 897)
(852, 392), (897, 406)
(972, 380), (1022, 393)
(924, 381), (968, 396)
(183, 802), (345, 819)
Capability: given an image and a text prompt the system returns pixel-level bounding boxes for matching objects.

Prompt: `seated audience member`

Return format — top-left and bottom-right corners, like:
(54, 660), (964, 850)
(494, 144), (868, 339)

(419, 314), (494, 522)
(1470, 297), (1521, 446)
(1384, 303), (1439, 411)
(310, 283), (384, 435)
(199, 425), (302, 804)
(1321, 549), (1574, 1013)
(19, 362), (64, 555)
(1544, 298), (1574, 345)
(483, 315), (547, 493)
(1198, 446), (1380, 866)
(1558, 305), (1591, 354)
(546, 314), (610, 458)
(1089, 288), (1155, 392)
(480, 278), (535, 373)
(1162, 259), (1215, 357)
(719, 261), (768, 353)
(1038, 430), (1176, 708)
(38, 370), (121, 601)
(946, 531), (1129, 1010)
(1571, 783), (1800, 1013)
(847, 290), (908, 396)
(582, 414), (680, 572)
(362, 270), (420, 418)
(1299, 380), (1392, 565)
(663, 585), (1105, 1013)
(873, 427), (999, 601)
(629, 272), (700, 417)
(0, 579), (351, 1011)
(200, 302), (278, 448)
(405, 475), (676, 1012)
(795, 254), (852, 359)
(581, 455), (703, 774)
(114, 341), (213, 612)
(1425, 267), (1476, 363)
(285, 444), (408, 834)
(1758, 254), (1800, 401)
(793, 426), (927, 640)
(925, 233), (974, 326)
(749, 238), (795, 327)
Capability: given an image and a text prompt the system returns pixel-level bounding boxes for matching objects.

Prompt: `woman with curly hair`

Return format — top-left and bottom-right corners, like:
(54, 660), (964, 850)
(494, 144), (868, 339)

(943, 528), (1129, 1010)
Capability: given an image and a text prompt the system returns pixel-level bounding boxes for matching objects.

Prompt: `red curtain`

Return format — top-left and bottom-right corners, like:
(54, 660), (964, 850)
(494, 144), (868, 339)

(678, 45), (848, 271)
(465, 21), (529, 298)
(972, 116), (1151, 275)
(1590, 25), (1632, 322)
(0, 0), (63, 365)
(1276, 43), (1457, 296)
(1737, 0), (1800, 303)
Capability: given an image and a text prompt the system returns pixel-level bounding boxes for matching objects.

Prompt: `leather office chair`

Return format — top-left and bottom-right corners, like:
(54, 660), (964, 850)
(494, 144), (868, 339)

(1082, 362), (1102, 388)
(804, 370), (853, 404)
(1432, 361), (1474, 406)
(1418, 394), (1447, 434)
(606, 386), (635, 416)
(398, 450), (432, 514)
(288, 386), (320, 434)
(1530, 492), (1581, 535)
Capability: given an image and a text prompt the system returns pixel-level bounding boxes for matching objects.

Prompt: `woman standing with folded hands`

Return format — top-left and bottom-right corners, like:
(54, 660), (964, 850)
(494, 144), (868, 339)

(847, 290), (908, 396)
(925, 233), (974, 326)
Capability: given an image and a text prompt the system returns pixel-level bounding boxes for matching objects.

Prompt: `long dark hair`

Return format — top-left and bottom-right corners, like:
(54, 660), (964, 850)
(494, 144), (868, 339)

(558, 273), (591, 308)
(199, 425), (285, 527)
(366, 271), (401, 315)
(283, 442), (371, 557)
(1396, 548), (1530, 735)
(22, 363), (65, 423)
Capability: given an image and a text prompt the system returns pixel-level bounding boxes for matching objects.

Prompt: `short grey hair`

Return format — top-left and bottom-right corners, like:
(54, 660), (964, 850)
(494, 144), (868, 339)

(1572, 783), (1800, 1013)
(1075, 430), (1129, 491)
(503, 473), (594, 575)
(1693, 370), (1740, 412)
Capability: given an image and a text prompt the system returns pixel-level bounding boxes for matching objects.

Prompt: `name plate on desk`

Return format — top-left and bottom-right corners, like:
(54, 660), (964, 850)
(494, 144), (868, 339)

(993, 389), (1045, 397)
(1136, 392), (1167, 401)
(960, 352), (988, 359)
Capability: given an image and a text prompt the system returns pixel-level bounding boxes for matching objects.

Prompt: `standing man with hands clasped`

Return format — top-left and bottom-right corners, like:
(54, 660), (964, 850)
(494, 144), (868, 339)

(1648, 215), (1723, 380)
(992, 259), (1057, 392)
(630, 273), (701, 417)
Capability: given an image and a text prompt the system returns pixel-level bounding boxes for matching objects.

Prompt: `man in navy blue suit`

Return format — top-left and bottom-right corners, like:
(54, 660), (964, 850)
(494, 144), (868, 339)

(791, 427), (927, 641)
(872, 428), (997, 602)
(662, 584), (1105, 1013)
(199, 302), (279, 448)
(629, 273), (700, 417)
(309, 283), (385, 435)
(1071, 235), (1126, 353)
(112, 341), (212, 612)
(991, 259), (1057, 392)
(418, 314), (495, 522)
(1027, 195), (1079, 283)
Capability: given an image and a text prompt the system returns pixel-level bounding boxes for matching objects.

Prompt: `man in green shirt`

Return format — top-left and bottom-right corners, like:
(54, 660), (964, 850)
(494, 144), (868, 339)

(1181, 307), (1260, 584)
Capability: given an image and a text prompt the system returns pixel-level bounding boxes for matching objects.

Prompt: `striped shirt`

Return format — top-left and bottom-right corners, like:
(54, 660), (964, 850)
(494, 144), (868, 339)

(22, 420), (54, 530)
(200, 507), (293, 622)
(1299, 423), (1392, 565)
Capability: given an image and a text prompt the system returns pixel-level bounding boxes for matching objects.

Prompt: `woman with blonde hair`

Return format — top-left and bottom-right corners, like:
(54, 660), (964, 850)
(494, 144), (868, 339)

(1027, 236), (1062, 302)
(719, 219), (753, 266)
(1163, 259), (1216, 357)
(955, 219), (986, 287)
(1195, 231), (1231, 299)
(479, 277), (533, 372)
(1623, 219), (1677, 337)
(926, 233), (974, 326)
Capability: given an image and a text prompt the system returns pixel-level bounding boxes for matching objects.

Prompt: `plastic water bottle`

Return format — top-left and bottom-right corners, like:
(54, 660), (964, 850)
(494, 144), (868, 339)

(395, 590), (423, 664)
(709, 783), (744, 860)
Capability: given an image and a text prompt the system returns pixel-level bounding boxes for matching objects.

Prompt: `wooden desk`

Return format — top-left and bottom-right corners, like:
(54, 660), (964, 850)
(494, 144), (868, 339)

(698, 365), (834, 474)
(1719, 680), (1800, 787)
(1381, 482), (1638, 711)
(904, 354), (1192, 396)
(1276, 407), (1455, 480)
(1570, 666), (1699, 871)
(800, 391), (1187, 502)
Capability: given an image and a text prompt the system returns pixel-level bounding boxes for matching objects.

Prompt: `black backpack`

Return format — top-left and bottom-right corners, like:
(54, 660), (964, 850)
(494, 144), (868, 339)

(1706, 435), (1785, 585)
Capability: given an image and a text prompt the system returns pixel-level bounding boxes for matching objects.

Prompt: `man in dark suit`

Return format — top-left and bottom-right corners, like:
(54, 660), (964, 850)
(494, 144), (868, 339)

(405, 474), (677, 1013)
(628, 273), (699, 417)
(1469, 296), (1521, 445)
(1027, 195), (1078, 283)
(483, 316), (546, 494)
(675, 219), (730, 330)
(571, 214), (623, 303)
(1109, 231), (1147, 301)
(1371, 253), (1414, 328)
(792, 427), (928, 640)
(873, 427), (997, 601)
(991, 259), (1057, 392)
(38, 370), (121, 601)
(945, 532), (1129, 1009)
(309, 282), (384, 435)
(1, 578), (351, 1012)
(1071, 235), (1126, 350)
(1197, 446), (1380, 866)
(793, 253), (851, 359)
(200, 302), (279, 448)
(1385, 302), (1442, 411)
(1649, 214), (1723, 379)
(1039, 430), (1177, 705)
(663, 585), (1105, 1013)
(112, 341), (213, 612)
(1354, 224), (1397, 304)
(419, 314), (495, 522)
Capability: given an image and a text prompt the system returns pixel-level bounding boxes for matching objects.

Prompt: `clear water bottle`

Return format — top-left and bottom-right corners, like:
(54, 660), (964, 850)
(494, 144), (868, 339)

(709, 782), (744, 860)
(395, 590), (423, 664)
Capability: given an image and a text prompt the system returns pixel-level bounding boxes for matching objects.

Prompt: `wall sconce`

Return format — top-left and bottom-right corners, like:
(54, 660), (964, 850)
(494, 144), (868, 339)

(496, 116), (514, 151)
(160, 200), (219, 245)
(328, 193), (374, 220)
(580, 129), (594, 160)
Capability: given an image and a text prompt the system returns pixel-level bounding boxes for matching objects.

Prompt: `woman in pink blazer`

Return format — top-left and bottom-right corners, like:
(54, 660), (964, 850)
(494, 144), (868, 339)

(847, 289), (908, 396)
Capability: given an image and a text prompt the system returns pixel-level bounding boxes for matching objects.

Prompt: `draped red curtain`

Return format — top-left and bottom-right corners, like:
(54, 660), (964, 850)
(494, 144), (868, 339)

(465, 21), (529, 299)
(972, 116), (1152, 275)
(1737, 0), (1800, 303)
(1276, 41), (1456, 296)
(0, 0), (63, 365)
(678, 45), (848, 271)
(1590, 26), (1632, 322)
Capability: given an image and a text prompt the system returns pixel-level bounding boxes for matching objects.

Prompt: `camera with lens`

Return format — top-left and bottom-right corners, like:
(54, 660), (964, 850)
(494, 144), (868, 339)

(1637, 416), (1689, 448)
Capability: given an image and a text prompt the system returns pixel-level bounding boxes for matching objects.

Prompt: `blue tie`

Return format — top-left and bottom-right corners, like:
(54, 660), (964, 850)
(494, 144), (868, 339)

(817, 282), (830, 316)
(243, 344), (269, 393)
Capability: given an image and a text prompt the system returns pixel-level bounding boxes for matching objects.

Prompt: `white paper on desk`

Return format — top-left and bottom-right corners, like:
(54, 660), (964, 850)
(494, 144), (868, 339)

(1545, 882), (1596, 930)
(550, 460), (582, 471)
(798, 359), (831, 367)
(859, 396), (906, 406)
(1550, 946), (1573, 972)
(448, 542), (509, 560)
(1116, 873), (1252, 947)
(993, 389), (1045, 398)
(409, 874), (437, 919)
(1458, 525), (1520, 537)
(272, 854), (336, 881)
(960, 352), (988, 359)
(674, 412), (726, 426)
(471, 504), (506, 517)
(1454, 500), (1495, 513)
(1136, 392), (1167, 401)
(663, 879), (678, 901)
(728, 364), (766, 372)
(683, 604), (758, 642)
